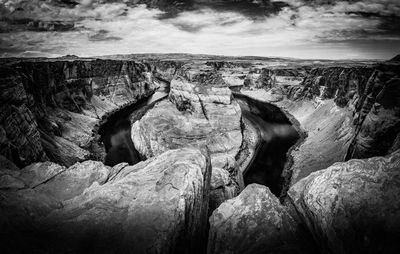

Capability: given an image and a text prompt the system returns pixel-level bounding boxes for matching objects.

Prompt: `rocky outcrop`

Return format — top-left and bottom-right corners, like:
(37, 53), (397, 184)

(247, 68), (306, 90)
(281, 65), (400, 162)
(0, 59), (158, 167)
(288, 149), (400, 254)
(287, 67), (374, 105)
(0, 148), (211, 254)
(132, 65), (243, 210)
(208, 184), (315, 254)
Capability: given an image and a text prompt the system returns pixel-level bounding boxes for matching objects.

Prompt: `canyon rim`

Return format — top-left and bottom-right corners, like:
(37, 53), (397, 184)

(1, 1), (400, 254)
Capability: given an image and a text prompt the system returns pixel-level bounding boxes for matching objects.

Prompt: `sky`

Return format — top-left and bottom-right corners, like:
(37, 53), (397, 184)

(0, 0), (400, 59)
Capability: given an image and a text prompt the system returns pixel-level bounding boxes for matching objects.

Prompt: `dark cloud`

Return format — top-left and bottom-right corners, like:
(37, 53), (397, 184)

(142, 0), (291, 19)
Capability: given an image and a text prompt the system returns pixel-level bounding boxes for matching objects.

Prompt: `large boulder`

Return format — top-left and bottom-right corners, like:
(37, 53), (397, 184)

(0, 148), (211, 254)
(288, 150), (400, 254)
(208, 184), (315, 254)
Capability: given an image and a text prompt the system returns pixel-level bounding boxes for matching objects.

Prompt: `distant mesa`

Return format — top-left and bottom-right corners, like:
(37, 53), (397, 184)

(60, 54), (80, 59)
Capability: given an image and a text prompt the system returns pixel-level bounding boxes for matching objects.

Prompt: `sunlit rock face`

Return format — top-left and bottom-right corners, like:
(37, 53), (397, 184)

(132, 65), (243, 210)
(0, 60), (157, 167)
(0, 148), (211, 254)
(288, 149), (400, 254)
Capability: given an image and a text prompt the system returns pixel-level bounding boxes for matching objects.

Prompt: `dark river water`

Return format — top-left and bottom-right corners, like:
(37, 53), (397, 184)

(235, 94), (300, 197)
(99, 84), (168, 167)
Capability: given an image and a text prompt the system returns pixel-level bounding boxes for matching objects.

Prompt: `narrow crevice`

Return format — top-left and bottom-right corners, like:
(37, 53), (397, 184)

(198, 96), (209, 121)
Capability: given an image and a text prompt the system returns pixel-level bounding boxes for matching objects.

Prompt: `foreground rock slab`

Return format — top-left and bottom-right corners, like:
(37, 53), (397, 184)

(288, 149), (400, 254)
(0, 148), (211, 254)
(208, 184), (315, 254)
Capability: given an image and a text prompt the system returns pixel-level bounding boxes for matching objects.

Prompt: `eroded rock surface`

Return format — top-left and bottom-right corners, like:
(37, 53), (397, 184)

(0, 148), (211, 254)
(132, 66), (243, 209)
(208, 184), (314, 254)
(288, 149), (400, 254)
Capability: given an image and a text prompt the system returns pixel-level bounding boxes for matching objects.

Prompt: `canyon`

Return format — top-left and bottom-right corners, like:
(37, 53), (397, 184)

(0, 54), (399, 253)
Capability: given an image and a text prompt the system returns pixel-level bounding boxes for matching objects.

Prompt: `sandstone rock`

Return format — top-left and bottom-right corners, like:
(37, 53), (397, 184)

(0, 155), (19, 171)
(45, 148), (210, 253)
(35, 160), (110, 201)
(288, 150), (400, 254)
(208, 184), (312, 254)
(0, 60), (157, 166)
(292, 67), (374, 105)
(0, 148), (211, 254)
(0, 174), (25, 189)
(0, 157), (24, 189)
(132, 67), (243, 208)
(346, 72), (400, 159)
(241, 63), (400, 188)
(40, 132), (91, 167)
(210, 167), (230, 189)
(19, 161), (66, 188)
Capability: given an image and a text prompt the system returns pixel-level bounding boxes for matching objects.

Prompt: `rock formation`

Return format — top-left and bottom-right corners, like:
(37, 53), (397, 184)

(208, 184), (315, 254)
(132, 65), (243, 210)
(288, 149), (400, 254)
(0, 148), (211, 254)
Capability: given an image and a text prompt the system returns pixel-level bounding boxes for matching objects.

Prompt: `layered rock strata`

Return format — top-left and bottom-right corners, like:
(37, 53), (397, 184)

(0, 60), (158, 167)
(241, 62), (400, 186)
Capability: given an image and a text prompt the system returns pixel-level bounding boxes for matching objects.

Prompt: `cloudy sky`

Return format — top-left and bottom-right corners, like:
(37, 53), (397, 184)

(1, 0), (399, 59)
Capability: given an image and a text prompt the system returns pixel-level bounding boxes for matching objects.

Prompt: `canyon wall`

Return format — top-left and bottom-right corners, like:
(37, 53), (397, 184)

(0, 59), (158, 167)
(254, 62), (400, 160)
(240, 61), (400, 187)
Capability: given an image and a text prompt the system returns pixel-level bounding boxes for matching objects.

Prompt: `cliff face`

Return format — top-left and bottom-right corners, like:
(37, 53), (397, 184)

(251, 63), (400, 159)
(283, 65), (400, 160)
(0, 60), (158, 167)
(240, 61), (400, 187)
